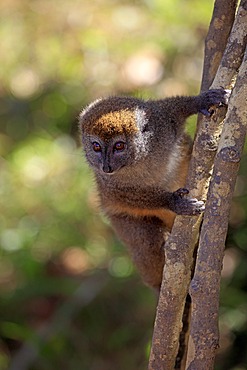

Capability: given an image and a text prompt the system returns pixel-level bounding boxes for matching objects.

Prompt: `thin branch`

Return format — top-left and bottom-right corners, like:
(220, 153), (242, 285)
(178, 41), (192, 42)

(148, 0), (247, 368)
(179, 1), (238, 366)
(186, 45), (247, 370)
(201, 0), (238, 91)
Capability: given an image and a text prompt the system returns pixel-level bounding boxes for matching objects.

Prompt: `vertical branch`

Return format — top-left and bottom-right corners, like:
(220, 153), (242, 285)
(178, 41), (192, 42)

(178, 2), (238, 366)
(186, 45), (247, 370)
(187, 0), (247, 369)
(201, 0), (238, 91)
(148, 0), (247, 369)
(189, 0), (247, 199)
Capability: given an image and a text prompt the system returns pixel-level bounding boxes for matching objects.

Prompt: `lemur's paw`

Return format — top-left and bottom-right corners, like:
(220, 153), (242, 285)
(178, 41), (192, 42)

(172, 188), (205, 215)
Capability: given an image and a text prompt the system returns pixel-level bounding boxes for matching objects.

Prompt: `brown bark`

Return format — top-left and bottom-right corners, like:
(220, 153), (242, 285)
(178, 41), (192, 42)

(201, 0), (238, 91)
(148, 1), (247, 369)
(186, 45), (247, 370)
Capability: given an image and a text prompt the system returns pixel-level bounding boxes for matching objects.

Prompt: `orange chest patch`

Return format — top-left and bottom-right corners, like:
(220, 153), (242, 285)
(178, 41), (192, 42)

(104, 202), (176, 231)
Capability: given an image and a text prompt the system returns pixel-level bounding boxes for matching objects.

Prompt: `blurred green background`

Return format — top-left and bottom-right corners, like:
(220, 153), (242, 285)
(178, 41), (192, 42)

(0, 1), (247, 369)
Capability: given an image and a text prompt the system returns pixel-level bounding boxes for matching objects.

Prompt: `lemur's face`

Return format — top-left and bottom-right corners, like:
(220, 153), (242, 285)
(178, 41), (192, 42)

(85, 134), (130, 174)
(79, 97), (151, 175)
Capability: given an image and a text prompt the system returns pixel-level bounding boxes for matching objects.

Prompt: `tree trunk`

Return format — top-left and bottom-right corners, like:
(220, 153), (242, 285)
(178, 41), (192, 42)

(148, 0), (247, 368)
(186, 44), (247, 370)
(200, 0), (238, 91)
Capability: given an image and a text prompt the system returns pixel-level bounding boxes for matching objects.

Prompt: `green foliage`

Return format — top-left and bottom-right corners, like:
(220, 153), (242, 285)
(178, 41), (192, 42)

(0, 0), (247, 369)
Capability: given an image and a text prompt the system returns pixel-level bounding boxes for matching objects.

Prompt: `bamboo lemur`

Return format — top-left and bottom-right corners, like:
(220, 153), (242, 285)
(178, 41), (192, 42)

(79, 89), (229, 290)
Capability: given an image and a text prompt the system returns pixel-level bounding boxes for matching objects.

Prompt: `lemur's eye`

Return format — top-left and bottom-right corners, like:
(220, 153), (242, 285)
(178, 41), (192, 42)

(114, 142), (125, 151)
(92, 142), (102, 152)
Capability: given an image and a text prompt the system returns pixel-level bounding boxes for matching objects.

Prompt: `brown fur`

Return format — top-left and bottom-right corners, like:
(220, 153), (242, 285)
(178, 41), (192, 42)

(79, 89), (228, 289)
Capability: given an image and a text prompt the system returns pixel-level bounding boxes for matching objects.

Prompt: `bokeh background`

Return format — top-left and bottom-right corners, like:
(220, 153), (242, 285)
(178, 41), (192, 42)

(1, 1), (247, 369)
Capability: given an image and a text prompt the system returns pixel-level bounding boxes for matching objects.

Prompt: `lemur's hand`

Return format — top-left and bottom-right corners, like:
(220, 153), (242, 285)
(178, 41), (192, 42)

(199, 88), (231, 116)
(171, 188), (205, 216)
